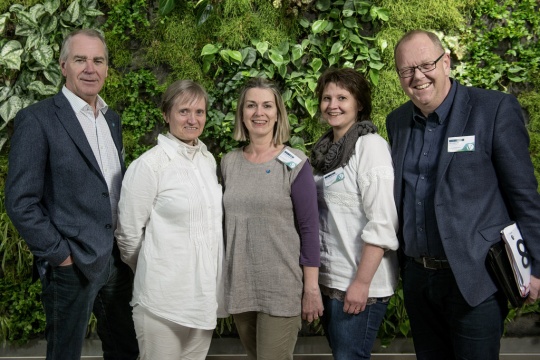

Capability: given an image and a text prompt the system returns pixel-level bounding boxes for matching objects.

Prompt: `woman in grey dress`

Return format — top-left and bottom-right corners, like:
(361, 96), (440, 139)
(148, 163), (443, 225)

(221, 77), (323, 360)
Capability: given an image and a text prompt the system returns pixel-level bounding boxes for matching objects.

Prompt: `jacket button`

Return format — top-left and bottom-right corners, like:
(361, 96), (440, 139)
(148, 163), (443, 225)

(102, 192), (109, 198)
(105, 224), (112, 229)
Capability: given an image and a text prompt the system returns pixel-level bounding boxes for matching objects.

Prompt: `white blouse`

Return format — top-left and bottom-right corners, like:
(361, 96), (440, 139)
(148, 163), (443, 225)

(314, 133), (399, 298)
(116, 134), (226, 330)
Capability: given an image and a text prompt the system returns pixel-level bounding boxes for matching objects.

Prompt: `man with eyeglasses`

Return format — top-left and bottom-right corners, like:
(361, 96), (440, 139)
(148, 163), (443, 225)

(386, 30), (540, 359)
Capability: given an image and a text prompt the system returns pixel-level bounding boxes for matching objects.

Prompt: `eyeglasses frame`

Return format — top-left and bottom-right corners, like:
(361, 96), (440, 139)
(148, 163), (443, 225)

(397, 52), (446, 79)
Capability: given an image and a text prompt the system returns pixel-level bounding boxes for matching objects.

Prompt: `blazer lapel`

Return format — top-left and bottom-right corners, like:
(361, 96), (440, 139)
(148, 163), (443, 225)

(435, 83), (472, 186)
(53, 93), (106, 183)
(393, 103), (414, 213)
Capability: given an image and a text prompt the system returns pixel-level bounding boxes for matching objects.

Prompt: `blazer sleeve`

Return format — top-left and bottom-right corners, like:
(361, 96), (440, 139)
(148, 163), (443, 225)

(491, 94), (540, 277)
(4, 108), (71, 266)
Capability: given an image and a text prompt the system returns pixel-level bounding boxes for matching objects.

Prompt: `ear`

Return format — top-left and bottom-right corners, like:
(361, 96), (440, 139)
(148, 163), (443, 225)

(60, 60), (67, 77)
(162, 112), (168, 123)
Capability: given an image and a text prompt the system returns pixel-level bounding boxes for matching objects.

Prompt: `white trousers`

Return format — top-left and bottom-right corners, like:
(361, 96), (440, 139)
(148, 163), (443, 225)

(133, 305), (213, 360)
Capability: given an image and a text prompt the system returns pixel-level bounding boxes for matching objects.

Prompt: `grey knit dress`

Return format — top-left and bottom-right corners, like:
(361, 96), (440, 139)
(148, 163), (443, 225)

(221, 146), (307, 317)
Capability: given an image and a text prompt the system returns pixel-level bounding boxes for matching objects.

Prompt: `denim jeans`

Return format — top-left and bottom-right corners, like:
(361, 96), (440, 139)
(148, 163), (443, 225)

(321, 294), (388, 360)
(402, 257), (508, 360)
(40, 245), (139, 360)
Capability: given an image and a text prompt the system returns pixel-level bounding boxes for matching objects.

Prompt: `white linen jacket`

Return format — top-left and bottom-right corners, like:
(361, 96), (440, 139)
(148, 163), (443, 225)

(116, 134), (226, 330)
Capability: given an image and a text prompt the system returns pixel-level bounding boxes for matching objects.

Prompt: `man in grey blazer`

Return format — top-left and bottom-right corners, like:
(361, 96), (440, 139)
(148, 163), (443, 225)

(386, 30), (540, 359)
(5, 29), (138, 360)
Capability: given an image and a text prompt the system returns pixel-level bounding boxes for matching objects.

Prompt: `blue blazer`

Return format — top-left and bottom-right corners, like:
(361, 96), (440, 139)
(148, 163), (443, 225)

(5, 92), (125, 282)
(386, 81), (540, 306)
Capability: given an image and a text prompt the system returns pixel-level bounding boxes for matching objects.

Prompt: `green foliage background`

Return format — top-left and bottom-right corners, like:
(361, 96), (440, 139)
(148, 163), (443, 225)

(0, 0), (538, 344)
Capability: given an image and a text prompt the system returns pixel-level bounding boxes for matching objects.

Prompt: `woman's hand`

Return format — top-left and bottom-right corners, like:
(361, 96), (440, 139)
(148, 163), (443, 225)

(302, 285), (324, 323)
(344, 280), (369, 314)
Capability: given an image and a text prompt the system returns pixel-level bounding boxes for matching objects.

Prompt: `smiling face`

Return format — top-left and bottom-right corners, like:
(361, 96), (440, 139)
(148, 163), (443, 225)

(61, 34), (108, 107)
(395, 33), (452, 116)
(165, 96), (207, 146)
(242, 87), (278, 140)
(320, 82), (361, 141)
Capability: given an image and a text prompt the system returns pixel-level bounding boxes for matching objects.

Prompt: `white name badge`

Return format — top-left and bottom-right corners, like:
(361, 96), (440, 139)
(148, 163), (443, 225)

(448, 135), (475, 152)
(323, 167), (345, 187)
(277, 149), (302, 169)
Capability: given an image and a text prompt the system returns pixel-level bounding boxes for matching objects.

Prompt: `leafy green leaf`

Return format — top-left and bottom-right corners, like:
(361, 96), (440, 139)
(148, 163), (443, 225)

(0, 41), (24, 70)
(312, 20), (329, 34)
(368, 68), (379, 86)
(27, 81), (58, 95)
(31, 45), (54, 68)
(0, 86), (11, 103)
(0, 95), (22, 122)
(62, 0), (81, 24)
(269, 50), (284, 66)
(243, 48), (257, 67)
(343, 17), (357, 28)
(256, 41), (269, 56)
(158, 0), (175, 16)
(372, 7), (389, 21)
(315, 0), (331, 11)
(342, 9), (354, 17)
(291, 45), (303, 62)
(29, 4), (46, 22)
(330, 41), (343, 55)
(227, 50), (242, 64)
(44, 0), (61, 14)
(310, 58), (323, 73)
(40, 15), (58, 35)
(83, 8), (104, 17)
(299, 17), (310, 28)
(0, 13), (9, 34)
(43, 65), (62, 87)
(201, 44), (220, 56)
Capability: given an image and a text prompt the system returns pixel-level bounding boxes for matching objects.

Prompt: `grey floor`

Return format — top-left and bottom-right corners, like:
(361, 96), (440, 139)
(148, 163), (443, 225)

(1, 336), (539, 359)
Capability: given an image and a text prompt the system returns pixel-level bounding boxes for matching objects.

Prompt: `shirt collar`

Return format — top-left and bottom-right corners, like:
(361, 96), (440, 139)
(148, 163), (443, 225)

(62, 86), (108, 115)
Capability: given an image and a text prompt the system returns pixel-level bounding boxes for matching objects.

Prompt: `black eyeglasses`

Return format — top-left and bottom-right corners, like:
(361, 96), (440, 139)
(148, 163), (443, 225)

(397, 53), (446, 78)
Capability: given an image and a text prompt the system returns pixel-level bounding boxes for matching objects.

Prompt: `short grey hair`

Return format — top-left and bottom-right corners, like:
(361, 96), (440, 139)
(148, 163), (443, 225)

(60, 29), (108, 64)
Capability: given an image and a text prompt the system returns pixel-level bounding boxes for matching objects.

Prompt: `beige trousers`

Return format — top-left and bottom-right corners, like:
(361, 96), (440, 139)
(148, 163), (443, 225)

(133, 305), (213, 360)
(233, 312), (302, 360)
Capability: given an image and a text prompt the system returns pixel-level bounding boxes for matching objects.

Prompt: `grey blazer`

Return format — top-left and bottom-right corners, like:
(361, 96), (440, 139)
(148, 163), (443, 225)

(386, 81), (540, 307)
(5, 92), (125, 282)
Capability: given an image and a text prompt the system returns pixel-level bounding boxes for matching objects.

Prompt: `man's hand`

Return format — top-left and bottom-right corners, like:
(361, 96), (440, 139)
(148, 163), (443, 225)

(59, 255), (73, 266)
(526, 275), (540, 305)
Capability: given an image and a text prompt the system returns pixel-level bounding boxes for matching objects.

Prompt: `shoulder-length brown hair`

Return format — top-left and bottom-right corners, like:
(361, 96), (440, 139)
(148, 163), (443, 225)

(233, 77), (290, 145)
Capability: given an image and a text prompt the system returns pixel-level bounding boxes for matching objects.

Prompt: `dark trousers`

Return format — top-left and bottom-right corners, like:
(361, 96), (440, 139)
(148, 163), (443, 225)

(403, 258), (508, 360)
(40, 245), (139, 360)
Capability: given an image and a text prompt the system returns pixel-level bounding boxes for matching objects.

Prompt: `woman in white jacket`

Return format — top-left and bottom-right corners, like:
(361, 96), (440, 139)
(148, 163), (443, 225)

(115, 80), (226, 360)
(311, 68), (399, 360)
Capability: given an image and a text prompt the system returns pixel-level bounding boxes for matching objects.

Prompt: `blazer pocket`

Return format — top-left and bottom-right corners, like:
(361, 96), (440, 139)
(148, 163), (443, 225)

(479, 222), (513, 243)
(56, 224), (80, 238)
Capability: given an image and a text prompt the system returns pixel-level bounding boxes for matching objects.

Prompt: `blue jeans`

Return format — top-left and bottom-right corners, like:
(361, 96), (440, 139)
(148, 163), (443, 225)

(321, 294), (388, 360)
(403, 257), (508, 360)
(40, 245), (139, 360)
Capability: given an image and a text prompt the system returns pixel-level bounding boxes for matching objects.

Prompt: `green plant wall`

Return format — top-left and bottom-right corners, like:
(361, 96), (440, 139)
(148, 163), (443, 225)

(0, 0), (538, 345)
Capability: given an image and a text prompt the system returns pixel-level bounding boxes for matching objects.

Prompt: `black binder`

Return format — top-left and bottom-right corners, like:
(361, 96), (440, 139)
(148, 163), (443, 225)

(487, 241), (526, 308)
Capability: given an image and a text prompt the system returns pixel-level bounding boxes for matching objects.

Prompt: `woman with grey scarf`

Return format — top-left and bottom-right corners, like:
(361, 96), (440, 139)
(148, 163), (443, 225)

(311, 68), (400, 360)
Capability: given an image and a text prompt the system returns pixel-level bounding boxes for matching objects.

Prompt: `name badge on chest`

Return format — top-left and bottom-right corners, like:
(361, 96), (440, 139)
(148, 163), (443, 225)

(448, 135), (475, 152)
(323, 167), (345, 187)
(277, 149), (302, 169)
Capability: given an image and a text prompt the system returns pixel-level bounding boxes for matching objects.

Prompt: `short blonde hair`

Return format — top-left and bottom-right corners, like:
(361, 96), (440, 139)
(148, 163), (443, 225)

(233, 77), (290, 145)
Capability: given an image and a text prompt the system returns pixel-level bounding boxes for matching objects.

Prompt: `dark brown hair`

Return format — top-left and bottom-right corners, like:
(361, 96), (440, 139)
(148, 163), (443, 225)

(315, 68), (372, 121)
